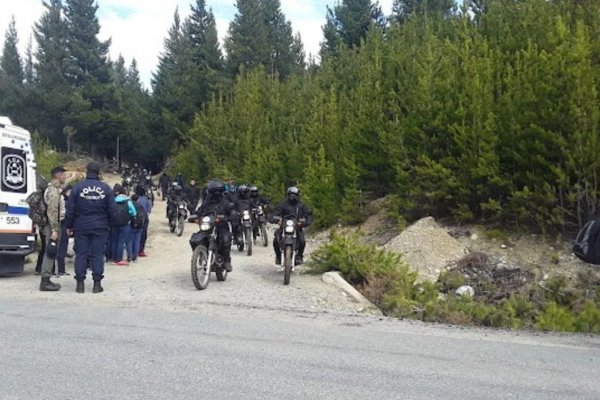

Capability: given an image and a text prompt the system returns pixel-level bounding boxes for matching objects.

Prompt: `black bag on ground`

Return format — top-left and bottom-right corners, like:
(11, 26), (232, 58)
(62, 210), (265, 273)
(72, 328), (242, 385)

(573, 218), (600, 264)
(131, 203), (147, 229)
(113, 202), (131, 227)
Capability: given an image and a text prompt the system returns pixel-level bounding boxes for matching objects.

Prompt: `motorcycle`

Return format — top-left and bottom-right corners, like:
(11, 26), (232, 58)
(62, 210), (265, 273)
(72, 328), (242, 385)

(169, 200), (188, 237)
(189, 214), (228, 290)
(122, 177), (132, 196)
(278, 215), (305, 285)
(252, 205), (269, 247)
(236, 209), (253, 256)
(144, 184), (155, 207)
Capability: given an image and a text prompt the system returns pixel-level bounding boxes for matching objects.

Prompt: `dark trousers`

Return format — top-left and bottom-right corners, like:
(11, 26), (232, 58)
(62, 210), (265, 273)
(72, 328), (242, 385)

(56, 221), (69, 273)
(140, 220), (149, 252)
(217, 226), (232, 262)
(74, 232), (108, 282)
(273, 229), (306, 257)
(161, 185), (168, 201)
(35, 231), (47, 273)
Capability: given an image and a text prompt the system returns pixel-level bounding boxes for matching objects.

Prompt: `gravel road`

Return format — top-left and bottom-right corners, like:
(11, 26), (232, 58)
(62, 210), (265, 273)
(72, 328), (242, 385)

(2, 189), (600, 399)
(0, 193), (368, 316)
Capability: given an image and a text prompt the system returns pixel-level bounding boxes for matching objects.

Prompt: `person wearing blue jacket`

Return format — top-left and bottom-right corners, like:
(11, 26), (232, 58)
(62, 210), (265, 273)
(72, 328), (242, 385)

(111, 184), (137, 266)
(65, 162), (114, 294)
(135, 186), (152, 257)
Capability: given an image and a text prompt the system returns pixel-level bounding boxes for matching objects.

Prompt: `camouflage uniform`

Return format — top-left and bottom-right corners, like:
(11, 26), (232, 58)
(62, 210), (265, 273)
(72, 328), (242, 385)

(41, 181), (65, 278)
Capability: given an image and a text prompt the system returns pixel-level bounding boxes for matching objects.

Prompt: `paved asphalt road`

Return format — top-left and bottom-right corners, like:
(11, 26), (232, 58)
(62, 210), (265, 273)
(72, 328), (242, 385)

(1, 299), (599, 400)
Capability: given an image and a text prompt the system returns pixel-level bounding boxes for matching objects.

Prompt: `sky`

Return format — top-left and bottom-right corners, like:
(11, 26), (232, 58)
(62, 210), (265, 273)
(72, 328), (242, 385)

(0, 0), (395, 89)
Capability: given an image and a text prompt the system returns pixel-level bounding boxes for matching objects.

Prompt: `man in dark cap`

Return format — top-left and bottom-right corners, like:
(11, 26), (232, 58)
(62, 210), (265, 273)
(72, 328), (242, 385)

(65, 162), (114, 293)
(38, 166), (66, 291)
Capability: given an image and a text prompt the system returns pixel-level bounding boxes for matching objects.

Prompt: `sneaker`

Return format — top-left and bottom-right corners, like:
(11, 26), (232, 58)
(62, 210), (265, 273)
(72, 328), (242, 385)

(139, 252), (148, 257)
(132, 259), (138, 264)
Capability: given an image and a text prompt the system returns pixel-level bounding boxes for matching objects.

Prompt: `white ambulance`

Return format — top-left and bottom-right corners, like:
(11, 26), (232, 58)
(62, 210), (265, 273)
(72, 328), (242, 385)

(0, 116), (37, 276)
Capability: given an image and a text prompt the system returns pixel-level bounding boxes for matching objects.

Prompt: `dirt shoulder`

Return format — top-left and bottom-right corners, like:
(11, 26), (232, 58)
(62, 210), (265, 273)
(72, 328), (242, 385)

(0, 185), (369, 317)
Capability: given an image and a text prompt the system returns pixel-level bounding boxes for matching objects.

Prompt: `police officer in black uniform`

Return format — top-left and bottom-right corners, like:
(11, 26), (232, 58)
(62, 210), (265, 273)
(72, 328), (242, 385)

(197, 180), (235, 272)
(271, 187), (312, 266)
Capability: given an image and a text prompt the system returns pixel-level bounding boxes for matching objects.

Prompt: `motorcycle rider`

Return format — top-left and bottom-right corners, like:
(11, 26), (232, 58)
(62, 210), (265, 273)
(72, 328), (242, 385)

(249, 186), (269, 209)
(197, 180), (235, 272)
(233, 185), (251, 244)
(167, 182), (185, 222)
(186, 179), (201, 213)
(249, 185), (270, 237)
(159, 172), (170, 201)
(271, 187), (312, 266)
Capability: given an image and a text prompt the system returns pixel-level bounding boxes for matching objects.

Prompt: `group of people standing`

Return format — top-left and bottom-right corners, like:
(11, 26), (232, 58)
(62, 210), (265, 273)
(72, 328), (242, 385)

(107, 184), (152, 266)
(30, 162), (152, 294)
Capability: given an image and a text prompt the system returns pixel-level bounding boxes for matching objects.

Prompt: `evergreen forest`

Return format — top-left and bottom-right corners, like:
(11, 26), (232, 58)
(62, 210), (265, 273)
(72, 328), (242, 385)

(2, 0), (600, 231)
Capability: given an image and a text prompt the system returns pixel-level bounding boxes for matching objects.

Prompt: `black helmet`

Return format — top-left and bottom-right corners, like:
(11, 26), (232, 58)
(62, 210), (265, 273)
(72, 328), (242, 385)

(286, 186), (300, 204)
(249, 186), (259, 197)
(238, 185), (250, 198)
(207, 179), (225, 201)
(207, 179), (225, 193)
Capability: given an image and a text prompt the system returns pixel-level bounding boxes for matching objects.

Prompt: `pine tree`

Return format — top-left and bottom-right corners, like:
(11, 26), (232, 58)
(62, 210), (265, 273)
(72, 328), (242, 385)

(33, 0), (71, 147)
(320, 0), (385, 59)
(63, 0), (121, 156)
(226, 0), (269, 75)
(0, 16), (25, 123)
(226, 0), (302, 78)
(1, 17), (24, 83)
(392, 0), (456, 22)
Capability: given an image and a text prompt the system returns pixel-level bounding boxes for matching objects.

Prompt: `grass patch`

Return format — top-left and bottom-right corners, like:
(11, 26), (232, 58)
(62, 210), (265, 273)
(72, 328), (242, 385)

(309, 233), (600, 334)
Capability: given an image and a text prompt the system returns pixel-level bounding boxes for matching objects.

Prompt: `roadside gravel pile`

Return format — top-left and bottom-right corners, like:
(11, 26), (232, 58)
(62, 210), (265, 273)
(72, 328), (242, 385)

(384, 217), (468, 282)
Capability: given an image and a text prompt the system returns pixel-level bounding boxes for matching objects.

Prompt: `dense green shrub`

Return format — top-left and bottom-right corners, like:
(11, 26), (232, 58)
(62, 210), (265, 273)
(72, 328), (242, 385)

(310, 233), (600, 334)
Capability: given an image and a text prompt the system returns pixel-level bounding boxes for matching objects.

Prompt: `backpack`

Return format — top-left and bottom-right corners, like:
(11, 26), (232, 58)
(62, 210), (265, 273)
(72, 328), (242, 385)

(573, 218), (600, 264)
(26, 191), (48, 227)
(113, 201), (131, 227)
(131, 202), (147, 229)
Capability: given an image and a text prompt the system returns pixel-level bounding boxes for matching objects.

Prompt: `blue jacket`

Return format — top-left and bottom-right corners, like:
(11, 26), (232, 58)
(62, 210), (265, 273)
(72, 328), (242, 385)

(137, 195), (152, 215)
(115, 194), (137, 217)
(65, 174), (115, 234)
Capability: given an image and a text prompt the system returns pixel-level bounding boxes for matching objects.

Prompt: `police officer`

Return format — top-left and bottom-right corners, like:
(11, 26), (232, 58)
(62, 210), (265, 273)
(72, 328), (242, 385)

(271, 187), (312, 266)
(232, 185), (251, 244)
(65, 162), (114, 293)
(166, 182), (185, 222)
(197, 180), (236, 272)
(249, 186), (269, 209)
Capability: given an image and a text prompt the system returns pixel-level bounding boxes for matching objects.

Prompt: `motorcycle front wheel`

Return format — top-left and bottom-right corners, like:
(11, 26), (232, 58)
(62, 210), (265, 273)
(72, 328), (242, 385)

(176, 216), (185, 237)
(191, 246), (210, 290)
(284, 246), (293, 285)
(245, 227), (253, 256)
(261, 224), (268, 247)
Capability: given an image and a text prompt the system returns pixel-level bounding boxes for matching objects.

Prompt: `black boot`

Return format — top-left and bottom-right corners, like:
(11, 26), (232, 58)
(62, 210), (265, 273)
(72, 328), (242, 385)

(223, 259), (233, 273)
(40, 277), (61, 292)
(294, 254), (304, 266)
(76, 280), (84, 294)
(275, 253), (282, 265)
(93, 281), (104, 293)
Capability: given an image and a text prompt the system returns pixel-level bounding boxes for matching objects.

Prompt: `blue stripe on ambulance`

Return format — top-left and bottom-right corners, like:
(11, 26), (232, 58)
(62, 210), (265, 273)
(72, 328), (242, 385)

(6, 206), (29, 215)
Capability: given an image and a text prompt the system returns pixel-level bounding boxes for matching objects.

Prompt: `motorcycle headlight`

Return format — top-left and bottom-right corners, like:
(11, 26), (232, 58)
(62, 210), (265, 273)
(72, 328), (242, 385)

(202, 216), (211, 223)
(200, 223), (210, 231)
(285, 226), (295, 233)
(258, 206), (263, 213)
(179, 204), (185, 209)
(243, 210), (251, 220)
(285, 220), (294, 227)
